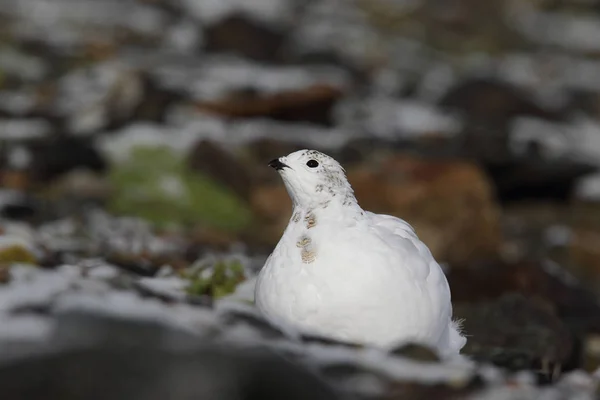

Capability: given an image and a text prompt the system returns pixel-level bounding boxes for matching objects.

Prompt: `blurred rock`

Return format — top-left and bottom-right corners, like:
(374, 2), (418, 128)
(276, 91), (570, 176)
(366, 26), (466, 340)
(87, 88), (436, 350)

(448, 261), (600, 335)
(454, 293), (573, 380)
(47, 170), (112, 203)
(568, 227), (600, 296)
(484, 156), (598, 203)
(204, 14), (287, 62)
(248, 183), (291, 246)
(0, 189), (37, 221)
(0, 265), (9, 284)
(28, 137), (107, 183)
(195, 84), (344, 126)
(390, 343), (440, 362)
(350, 154), (501, 266)
(187, 140), (254, 201)
(439, 78), (567, 163)
(131, 74), (182, 124)
(0, 313), (341, 400)
(439, 78), (564, 123)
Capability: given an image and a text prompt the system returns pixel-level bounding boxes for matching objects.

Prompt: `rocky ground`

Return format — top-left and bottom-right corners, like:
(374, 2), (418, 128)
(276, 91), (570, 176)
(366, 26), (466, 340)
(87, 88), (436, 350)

(1, 0), (600, 398)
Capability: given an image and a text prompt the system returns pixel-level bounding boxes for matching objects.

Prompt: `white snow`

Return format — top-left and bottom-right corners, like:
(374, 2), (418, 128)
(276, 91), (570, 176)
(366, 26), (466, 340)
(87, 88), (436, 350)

(336, 97), (462, 138)
(0, 118), (51, 139)
(0, 315), (54, 341)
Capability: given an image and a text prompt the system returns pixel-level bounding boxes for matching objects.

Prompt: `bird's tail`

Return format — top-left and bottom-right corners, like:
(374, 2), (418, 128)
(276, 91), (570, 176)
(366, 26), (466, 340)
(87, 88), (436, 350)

(437, 318), (467, 358)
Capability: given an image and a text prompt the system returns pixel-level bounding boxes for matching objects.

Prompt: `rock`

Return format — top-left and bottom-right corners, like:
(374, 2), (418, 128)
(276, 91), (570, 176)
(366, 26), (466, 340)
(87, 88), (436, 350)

(248, 183), (292, 247)
(567, 226), (600, 296)
(454, 293), (573, 381)
(0, 313), (341, 400)
(349, 154), (501, 266)
(195, 84), (344, 126)
(104, 253), (162, 277)
(46, 169), (112, 202)
(204, 14), (287, 62)
(28, 137), (107, 183)
(390, 343), (440, 362)
(439, 78), (567, 164)
(131, 74), (182, 124)
(385, 379), (479, 400)
(187, 140), (254, 201)
(448, 260), (600, 336)
(0, 189), (37, 221)
(483, 156), (598, 203)
(218, 307), (287, 340)
(439, 78), (565, 123)
(0, 265), (10, 284)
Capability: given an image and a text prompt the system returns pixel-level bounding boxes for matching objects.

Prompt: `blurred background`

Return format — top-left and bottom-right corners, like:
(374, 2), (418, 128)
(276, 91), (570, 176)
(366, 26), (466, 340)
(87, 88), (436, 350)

(1, 0), (600, 398)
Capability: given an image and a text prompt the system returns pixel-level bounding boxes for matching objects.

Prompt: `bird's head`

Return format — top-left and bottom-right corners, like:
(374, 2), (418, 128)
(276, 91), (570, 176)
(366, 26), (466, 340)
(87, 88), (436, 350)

(269, 149), (356, 209)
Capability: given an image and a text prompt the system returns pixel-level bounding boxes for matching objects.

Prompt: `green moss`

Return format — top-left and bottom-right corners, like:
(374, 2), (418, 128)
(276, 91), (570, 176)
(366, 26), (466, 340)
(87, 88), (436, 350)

(0, 245), (37, 266)
(183, 258), (246, 299)
(107, 146), (253, 231)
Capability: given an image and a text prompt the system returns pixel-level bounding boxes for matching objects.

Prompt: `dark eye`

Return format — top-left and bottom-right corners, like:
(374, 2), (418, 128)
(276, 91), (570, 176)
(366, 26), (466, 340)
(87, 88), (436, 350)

(306, 160), (319, 168)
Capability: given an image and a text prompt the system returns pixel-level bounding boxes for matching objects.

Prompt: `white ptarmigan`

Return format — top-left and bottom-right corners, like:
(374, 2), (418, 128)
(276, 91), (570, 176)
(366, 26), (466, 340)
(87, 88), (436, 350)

(255, 149), (466, 357)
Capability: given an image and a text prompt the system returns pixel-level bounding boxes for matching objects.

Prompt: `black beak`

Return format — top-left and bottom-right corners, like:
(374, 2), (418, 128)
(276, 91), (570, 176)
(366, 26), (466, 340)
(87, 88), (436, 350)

(268, 158), (289, 171)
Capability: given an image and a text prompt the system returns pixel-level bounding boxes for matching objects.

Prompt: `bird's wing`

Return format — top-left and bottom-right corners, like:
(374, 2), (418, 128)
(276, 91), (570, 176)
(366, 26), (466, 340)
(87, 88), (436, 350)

(365, 211), (453, 337)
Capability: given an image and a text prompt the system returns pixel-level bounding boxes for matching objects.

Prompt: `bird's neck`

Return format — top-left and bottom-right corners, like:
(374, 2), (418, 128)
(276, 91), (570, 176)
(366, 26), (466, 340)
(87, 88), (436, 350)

(292, 192), (363, 221)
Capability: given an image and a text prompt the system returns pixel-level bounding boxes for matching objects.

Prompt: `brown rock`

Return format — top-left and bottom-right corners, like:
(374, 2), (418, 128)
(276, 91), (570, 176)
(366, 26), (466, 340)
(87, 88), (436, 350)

(195, 84), (344, 126)
(204, 14), (286, 62)
(187, 140), (254, 201)
(0, 265), (10, 284)
(349, 154), (501, 266)
(248, 184), (292, 247)
(439, 78), (564, 123)
(447, 260), (600, 334)
(568, 227), (600, 295)
(250, 184), (291, 223)
(454, 293), (573, 380)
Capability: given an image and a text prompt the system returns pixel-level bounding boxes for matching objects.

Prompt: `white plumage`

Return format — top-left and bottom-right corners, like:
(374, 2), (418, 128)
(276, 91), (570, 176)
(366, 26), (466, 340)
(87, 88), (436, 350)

(255, 150), (466, 357)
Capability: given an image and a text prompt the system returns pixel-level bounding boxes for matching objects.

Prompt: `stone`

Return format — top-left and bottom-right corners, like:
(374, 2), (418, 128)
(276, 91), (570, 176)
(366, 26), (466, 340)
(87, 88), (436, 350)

(195, 84), (344, 126)
(454, 293), (573, 381)
(390, 343), (440, 362)
(0, 264), (10, 284)
(439, 78), (564, 123)
(204, 14), (286, 62)
(447, 260), (600, 337)
(0, 313), (341, 400)
(438, 78), (567, 164)
(567, 226), (600, 296)
(28, 137), (107, 183)
(349, 154), (501, 266)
